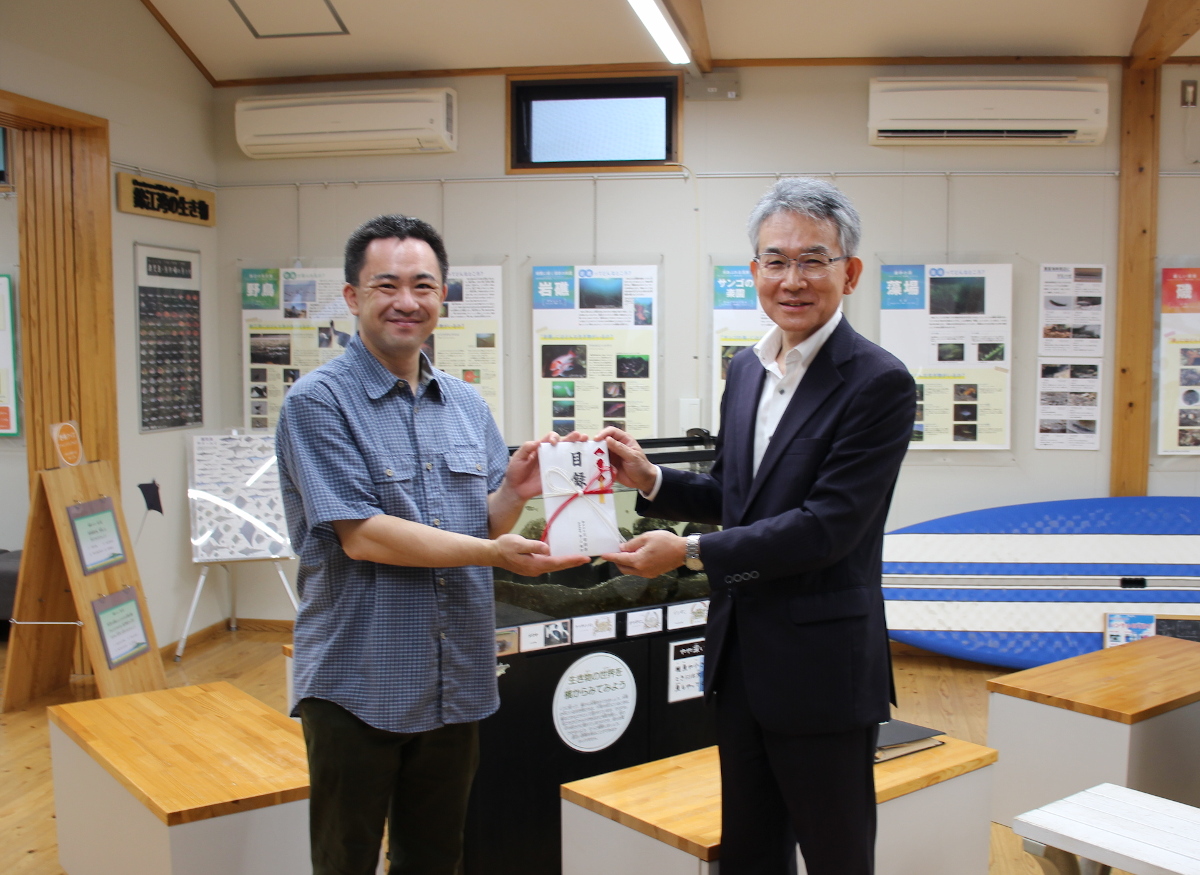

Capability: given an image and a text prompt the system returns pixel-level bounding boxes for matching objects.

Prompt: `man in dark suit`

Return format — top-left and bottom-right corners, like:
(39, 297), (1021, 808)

(599, 178), (915, 875)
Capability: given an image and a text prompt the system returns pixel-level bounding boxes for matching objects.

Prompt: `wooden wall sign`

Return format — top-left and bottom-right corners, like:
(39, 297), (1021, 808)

(116, 172), (215, 227)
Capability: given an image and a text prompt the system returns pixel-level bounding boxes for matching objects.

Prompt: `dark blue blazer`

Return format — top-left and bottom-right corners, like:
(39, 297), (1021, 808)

(640, 317), (915, 735)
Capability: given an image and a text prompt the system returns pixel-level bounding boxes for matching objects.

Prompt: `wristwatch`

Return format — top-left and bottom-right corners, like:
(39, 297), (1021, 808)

(684, 534), (704, 571)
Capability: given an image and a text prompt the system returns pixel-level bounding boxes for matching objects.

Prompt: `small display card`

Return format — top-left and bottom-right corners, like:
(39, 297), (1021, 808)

(67, 496), (127, 575)
(537, 440), (623, 556)
(91, 587), (150, 669)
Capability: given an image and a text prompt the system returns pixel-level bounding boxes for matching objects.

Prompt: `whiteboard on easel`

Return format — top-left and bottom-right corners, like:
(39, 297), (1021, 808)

(188, 433), (293, 563)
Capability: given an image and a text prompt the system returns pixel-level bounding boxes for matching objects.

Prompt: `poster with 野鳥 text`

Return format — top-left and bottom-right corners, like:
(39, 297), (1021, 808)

(1039, 264), (1106, 357)
(1158, 268), (1200, 454)
(532, 265), (657, 438)
(242, 264), (504, 432)
(242, 266), (353, 431)
(1035, 358), (1102, 450)
(880, 264), (1012, 449)
(711, 264), (773, 432)
(429, 266), (505, 431)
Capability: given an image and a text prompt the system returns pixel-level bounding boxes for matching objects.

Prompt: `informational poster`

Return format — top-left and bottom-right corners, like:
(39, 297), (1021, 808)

(1104, 613), (1155, 648)
(189, 433), (292, 563)
(0, 276), (18, 435)
(668, 638), (705, 703)
(243, 264), (504, 431)
(67, 497), (127, 575)
(1039, 264), (1106, 357)
(711, 264), (772, 432)
(432, 266), (504, 428)
(1035, 359), (1102, 449)
(242, 266), (353, 430)
(552, 652), (636, 752)
(91, 587), (150, 669)
(1158, 268), (1200, 454)
(136, 245), (202, 432)
(880, 264), (1012, 449)
(532, 265), (657, 437)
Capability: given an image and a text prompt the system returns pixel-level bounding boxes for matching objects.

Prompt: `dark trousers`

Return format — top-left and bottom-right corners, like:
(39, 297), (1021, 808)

(714, 644), (879, 875)
(299, 698), (480, 875)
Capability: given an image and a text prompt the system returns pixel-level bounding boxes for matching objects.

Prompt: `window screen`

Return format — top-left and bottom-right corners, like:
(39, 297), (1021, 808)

(510, 76), (679, 171)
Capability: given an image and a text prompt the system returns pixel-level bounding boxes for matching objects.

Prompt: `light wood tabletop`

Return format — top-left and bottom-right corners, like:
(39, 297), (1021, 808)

(986, 635), (1200, 724)
(560, 735), (997, 862)
(47, 681), (309, 826)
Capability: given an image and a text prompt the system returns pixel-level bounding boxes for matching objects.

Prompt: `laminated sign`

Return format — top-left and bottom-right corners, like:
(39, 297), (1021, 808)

(537, 440), (623, 556)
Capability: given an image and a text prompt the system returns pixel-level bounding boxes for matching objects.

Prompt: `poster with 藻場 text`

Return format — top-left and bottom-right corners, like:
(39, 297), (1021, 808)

(880, 264), (1012, 449)
(532, 265), (657, 438)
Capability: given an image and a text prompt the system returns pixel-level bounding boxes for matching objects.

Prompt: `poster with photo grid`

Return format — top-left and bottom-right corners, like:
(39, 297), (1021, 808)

(136, 245), (202, 432)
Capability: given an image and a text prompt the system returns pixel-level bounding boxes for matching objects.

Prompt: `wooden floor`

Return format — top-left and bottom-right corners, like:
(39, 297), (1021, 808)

(0, 632), (1126, 875)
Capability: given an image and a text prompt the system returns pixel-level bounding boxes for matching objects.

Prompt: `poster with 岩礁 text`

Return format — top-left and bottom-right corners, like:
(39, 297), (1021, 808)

(1035, 358), (1102, 450)
(711, 264), (773, 433)
(136, 245), (202, 432)
(1158, 268), (1200, 454)
(532, 265), (657, 438)
(880, 264), (1012, 449)
(1039, 264), (1105, 357)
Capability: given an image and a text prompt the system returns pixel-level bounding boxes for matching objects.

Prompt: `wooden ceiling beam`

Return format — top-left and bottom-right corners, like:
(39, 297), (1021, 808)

(1129, 0), (1200, 68)
(662, 0), (713, 73)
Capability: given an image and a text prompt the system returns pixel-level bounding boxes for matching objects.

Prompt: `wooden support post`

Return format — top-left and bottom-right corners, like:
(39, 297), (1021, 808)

(1110, 63), (1160, 497)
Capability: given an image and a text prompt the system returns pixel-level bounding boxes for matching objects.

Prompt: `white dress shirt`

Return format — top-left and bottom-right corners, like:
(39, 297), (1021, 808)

(643, 309), (842, 499)
(750, 309), (842, 475)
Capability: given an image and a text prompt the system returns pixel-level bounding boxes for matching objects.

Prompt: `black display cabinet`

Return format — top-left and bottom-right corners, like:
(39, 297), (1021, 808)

(464, 434), (718, 875)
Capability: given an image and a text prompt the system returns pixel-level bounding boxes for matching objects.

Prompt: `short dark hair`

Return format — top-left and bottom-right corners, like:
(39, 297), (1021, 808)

(344, 215), (449, 286)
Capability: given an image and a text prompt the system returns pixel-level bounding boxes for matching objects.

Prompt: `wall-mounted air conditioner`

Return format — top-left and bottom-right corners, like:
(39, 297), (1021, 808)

(868, 77), (1108, 146)
(235, 88), (457, 159)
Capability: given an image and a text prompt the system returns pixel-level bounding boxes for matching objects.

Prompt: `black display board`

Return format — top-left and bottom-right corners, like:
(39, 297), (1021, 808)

(464, 622), (715, 875)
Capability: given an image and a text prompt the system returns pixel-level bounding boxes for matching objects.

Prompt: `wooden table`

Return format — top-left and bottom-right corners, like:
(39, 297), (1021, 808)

(987, 635), (1200, 825)
(561, 735), (997, 874)
(47, 681), (311, 875)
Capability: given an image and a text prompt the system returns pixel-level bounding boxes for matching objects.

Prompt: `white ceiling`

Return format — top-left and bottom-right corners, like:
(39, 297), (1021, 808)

(145, 0), (1200, 83)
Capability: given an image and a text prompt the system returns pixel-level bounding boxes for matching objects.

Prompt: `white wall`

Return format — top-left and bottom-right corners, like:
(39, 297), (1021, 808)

(0, 0), (224, 642)
(3, 6), (1199, 635)
(215, 63), (1131, 575)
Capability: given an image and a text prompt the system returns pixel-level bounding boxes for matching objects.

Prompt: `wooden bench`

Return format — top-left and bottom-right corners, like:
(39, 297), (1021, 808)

(561, 735), (997, 874)
(1014, 783), (1200, 875)
(47, 681), (311, 875)
(988, 636), (1200, 825)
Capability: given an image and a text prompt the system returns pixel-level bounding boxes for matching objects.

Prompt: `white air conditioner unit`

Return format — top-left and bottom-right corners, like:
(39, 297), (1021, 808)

(235, 88), (457, 158)
(868, 77), (1108, 145)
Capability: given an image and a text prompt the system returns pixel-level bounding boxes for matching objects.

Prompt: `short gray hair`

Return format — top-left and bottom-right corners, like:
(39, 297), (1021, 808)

(746, 177), (862, 257)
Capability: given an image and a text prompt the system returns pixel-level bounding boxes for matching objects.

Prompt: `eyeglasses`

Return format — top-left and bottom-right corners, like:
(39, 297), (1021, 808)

(754, 252), (850, 280)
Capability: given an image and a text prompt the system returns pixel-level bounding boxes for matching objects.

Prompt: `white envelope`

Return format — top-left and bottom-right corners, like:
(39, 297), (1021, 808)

(537, 440), (624, 556)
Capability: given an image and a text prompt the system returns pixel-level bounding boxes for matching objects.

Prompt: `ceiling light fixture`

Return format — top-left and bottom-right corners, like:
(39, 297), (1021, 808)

(625, 0), (691, 65)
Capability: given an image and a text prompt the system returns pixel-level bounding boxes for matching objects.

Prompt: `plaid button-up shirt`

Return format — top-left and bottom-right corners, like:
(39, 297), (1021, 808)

(276, 334), (507, 733)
